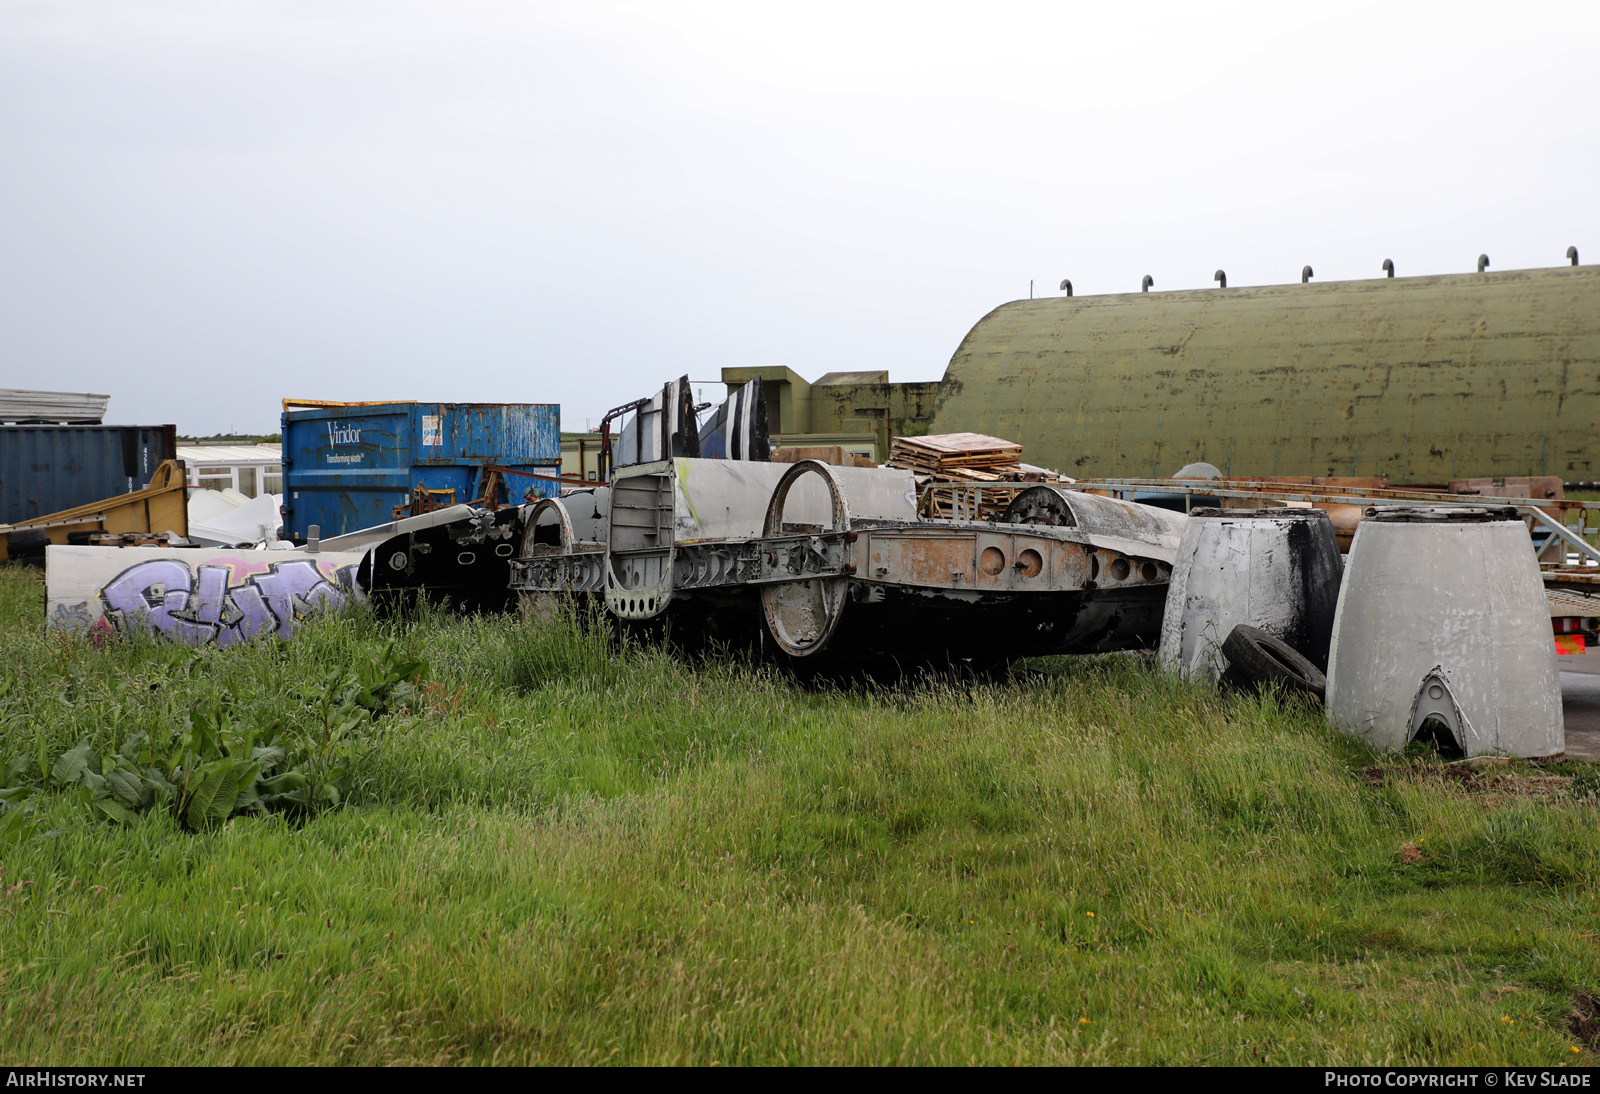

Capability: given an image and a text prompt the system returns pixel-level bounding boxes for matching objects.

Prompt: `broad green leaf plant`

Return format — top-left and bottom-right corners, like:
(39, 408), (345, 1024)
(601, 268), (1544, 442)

(0, 640), (426, 834)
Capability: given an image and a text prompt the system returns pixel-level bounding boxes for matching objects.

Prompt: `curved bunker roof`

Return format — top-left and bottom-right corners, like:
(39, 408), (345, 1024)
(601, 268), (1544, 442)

(928, 265), (1600, 482)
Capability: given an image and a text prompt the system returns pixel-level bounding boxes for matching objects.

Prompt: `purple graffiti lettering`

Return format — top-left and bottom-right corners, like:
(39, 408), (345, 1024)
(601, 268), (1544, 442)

(100, 559), (195, 638)
(190, 565), (228, 625)
(222, 582), (274, 647)
(253, 559), (343, 639)
(97, 555), (348, 648)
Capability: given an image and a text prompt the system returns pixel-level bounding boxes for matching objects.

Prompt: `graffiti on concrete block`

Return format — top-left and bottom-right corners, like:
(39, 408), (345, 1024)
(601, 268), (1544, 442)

(44, 546), (367, 648)
(42, 543), (366, 646)
(90, 555), (356, 646)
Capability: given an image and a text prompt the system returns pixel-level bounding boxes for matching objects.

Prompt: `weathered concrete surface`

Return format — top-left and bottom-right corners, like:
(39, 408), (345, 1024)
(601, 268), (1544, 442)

(671, 458), (917, 543)
(931, 265), (1600, 481)
(1159, 509), (1342, 683)
(1327, 517), (1563, 758)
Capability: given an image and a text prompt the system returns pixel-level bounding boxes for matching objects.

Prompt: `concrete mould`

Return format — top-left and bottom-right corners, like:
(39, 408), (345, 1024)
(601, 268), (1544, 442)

(1326, 506), (1563, 758)
(1159, 508), (1343, 683)
(360, 506), (525, 615)
(45, 544), (364, 646)
(1001, 485), (1187, 562)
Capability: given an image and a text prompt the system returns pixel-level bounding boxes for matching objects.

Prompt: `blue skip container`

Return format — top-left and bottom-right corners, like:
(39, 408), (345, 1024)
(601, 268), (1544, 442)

(281, 401), (560, 540)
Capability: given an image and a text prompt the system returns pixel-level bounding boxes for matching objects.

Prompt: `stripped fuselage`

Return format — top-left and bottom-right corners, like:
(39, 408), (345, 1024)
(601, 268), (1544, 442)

(510, 458), (1185, 668)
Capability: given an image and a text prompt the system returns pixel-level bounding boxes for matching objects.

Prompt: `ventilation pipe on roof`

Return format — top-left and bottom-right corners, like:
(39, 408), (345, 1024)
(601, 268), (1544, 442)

(1059, 279), (1072, 296)
(1569, 246), (1580, 266)
(1302, 265), (1314, 283)
(1478, 254), (1490, 273)
(1141, 275), (1153, 292)
(1214, 270), (1226, 288)
(1382, 258), (1394, 278)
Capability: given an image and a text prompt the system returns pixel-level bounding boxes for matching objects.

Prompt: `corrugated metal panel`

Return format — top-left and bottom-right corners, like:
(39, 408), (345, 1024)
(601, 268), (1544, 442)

(0, 425), (177, 525)
(176, 443), (282, 465)
(930, 265), (1600, 482)
(0, 389), (110, 424)
(281, 402), (560, 539)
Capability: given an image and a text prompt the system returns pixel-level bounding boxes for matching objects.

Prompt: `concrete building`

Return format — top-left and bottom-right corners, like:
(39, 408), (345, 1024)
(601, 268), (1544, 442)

(726, 261), (1600, 482)
(719, 365), (940, 465)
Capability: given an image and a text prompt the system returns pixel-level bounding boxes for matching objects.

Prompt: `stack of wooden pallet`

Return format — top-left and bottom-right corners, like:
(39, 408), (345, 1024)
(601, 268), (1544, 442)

(889, 433), (1023, 478)
(770, 445), (876, 468)
(887, 433), (1040, 519)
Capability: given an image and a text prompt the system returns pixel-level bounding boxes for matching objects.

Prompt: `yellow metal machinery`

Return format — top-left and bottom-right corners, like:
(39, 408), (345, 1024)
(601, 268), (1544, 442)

(0, 459), (189, 563)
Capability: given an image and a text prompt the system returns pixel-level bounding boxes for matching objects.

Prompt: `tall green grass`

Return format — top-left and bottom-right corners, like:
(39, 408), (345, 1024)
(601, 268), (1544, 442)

(2, 564), (1598, 1065)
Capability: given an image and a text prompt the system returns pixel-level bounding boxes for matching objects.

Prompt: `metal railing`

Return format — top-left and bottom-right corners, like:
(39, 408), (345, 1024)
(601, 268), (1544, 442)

(922, 477), (1600, 568)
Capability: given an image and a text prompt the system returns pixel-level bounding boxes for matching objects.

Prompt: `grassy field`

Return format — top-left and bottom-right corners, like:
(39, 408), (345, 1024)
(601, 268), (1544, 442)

(2, 564), (1599, 1066)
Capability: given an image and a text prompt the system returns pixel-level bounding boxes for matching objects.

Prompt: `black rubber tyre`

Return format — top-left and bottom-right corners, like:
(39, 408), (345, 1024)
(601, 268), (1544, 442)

(6, 528), (48, 552)
(1221, 624), (1327, 700)
(4, 528), (49, 568)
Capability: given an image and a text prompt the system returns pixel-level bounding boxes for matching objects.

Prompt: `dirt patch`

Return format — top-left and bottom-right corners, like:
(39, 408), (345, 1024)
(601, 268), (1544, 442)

(1398, 842), (1426, 865)
(1565, 991), (1600, 1048)
(1360, 764), (1476, 788)
(1359, 762), (1573, 805)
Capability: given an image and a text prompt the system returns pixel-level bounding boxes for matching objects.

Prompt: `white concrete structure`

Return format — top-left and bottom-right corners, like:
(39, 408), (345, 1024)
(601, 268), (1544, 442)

(669, 457), (917, 543)
(45, 544), (364, 646)
(1326, 507), (1563, 758)
(1159, 509), (1343, 683)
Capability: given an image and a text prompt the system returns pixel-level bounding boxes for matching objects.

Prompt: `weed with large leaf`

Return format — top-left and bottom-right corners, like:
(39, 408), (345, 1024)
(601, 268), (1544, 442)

(0, 640), (427, 834)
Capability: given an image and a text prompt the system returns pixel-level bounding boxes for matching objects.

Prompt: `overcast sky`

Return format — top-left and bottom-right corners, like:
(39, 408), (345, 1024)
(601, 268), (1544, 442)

(2, 1), (1596, 434)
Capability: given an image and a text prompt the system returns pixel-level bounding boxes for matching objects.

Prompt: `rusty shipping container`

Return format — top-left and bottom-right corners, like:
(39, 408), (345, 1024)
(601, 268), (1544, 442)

(0, 424), (178, 526)
(928, 264), (1600, 482)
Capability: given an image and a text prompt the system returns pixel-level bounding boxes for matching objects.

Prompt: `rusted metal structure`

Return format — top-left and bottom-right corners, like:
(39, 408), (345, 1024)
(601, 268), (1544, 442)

(510, 458), (1186, 670)
(280, 399), (560, 541)
(925, 475), (1598, 569)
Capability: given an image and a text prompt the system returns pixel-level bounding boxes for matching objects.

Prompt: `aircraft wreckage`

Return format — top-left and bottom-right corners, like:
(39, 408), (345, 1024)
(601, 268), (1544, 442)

(41, 372), (1587, 757)
(501, 377), (1187, 672)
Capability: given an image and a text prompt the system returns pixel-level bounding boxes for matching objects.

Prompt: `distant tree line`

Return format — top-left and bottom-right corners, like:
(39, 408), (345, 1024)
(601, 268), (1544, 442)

(176, 433), (282, 444)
